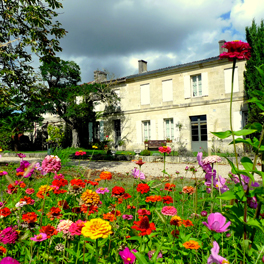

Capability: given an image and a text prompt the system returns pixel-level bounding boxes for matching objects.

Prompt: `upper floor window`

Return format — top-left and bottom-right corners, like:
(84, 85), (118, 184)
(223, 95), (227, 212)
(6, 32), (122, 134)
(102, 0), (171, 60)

(140, 84), (150, 105)
(162, 79), (173, 102)
(184, 72), (208, 99)
(224, 67), (239, 93)
(191, 74), (202, 97)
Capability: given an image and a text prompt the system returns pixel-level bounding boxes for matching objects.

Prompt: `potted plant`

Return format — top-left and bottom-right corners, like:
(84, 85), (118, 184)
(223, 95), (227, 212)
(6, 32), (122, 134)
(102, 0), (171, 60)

(144, 139), (149, 144)
(166, 137), (172, 143)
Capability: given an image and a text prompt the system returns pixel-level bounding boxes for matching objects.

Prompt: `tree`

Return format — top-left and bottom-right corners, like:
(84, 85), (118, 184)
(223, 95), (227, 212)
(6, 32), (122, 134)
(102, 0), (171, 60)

(0, 0), (66, 150)
(40, 59), (119, 148)
(244, 19), (264, 125)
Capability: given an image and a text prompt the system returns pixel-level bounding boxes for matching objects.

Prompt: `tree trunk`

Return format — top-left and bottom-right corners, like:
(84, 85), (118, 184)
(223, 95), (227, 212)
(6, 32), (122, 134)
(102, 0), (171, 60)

(71, 127), (80, 148)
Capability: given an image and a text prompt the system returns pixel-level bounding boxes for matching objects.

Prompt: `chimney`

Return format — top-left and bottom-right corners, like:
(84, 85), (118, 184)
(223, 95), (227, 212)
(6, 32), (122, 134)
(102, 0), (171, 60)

(94, 70), (107, 82)
(138, 60), (147, 74)
(218, 40), (227, 55)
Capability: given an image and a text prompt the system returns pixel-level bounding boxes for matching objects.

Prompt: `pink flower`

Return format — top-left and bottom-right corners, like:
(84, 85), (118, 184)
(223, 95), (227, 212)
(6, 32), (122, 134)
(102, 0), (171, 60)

(57, 219), (74, 234)
(219, 40), (251, 61)
(30, 233), (48, 242)
(96, 187), (110, 194)
(0, 227), (18, 244)
(202, 213), (231, 233)
(122, 215), (133, 220)
(0, 171), (7, 176)
(131, 168), (145, 180)
(41, 155), (61, 173)
(16, 160), (34, 178)
(69, 220), (86, 236)
(119, 247), (137, 264)
(158, 146), (171, 154)
(17, 153), (26, 159)
(207, 241), (229, 264)
(161, 206), (177, 216)
(53, 173), (65, 180)
(0, 257), (20, 264)
(25, 188), (35, 195)
(202, 155), (222, 165)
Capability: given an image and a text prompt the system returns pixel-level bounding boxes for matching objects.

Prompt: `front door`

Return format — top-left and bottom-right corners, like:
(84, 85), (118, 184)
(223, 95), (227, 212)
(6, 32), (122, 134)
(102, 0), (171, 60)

(190, 115), (208, 152)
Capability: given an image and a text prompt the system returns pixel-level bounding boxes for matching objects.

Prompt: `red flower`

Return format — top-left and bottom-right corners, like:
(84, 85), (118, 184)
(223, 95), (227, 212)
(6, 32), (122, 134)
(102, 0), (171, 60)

(70, 179), (85, 188)
(112, 186), (125, 197)
(80, 204), (98, 215)
(219, 40), (251, 61)
(183, 219), (194, 227)
(22, 212), (37, 223)
(137, 208), (151, 216)
(0, 246), (6, 255)
(39, 225), (58, 238)
(127, 205), (136, 209)
(52, 179), (68, 188)
(57, 200), (69, 210)
(146, 195), (162, 203)
(0, 207), (11, 217)
(131, 216), (156, 236)
(46, 207), (62, 220)
(20, 196), (34, 205)
(99, 171), (112, 180)
(123, 193), (132, 199)
(75, 150), (86, 156)
(158, 146), (171, 154)
(53, 189), (67, 195)
(162, 195), (173, 204)
(164, 183), (176, 191)
(84, 180), (99, 186)
(134, 159), (145, 166)
(136, 183), (150, 194)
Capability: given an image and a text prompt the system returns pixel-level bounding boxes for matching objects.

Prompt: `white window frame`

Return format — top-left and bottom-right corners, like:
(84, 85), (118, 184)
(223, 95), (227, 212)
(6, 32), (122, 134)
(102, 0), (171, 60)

(164, 118), (174, 140)
(142, 121), (151, 141)
(191, 74), (202, 97)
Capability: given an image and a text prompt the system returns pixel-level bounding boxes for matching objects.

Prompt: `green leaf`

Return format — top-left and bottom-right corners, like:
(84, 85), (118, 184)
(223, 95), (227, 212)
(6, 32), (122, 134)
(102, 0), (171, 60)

(154, 209), (166, 224)
(217, 190), (236, 200)
(233, 129), (257, 136)
(240, 157), (254, 171)
(229, 138), (253, 146)
(65, 248), (77, 257)
(225, 157), (238, 174)
(237, 170), (255, 182)
(211, 130), (231, 139)
(133, 252), (150, 264)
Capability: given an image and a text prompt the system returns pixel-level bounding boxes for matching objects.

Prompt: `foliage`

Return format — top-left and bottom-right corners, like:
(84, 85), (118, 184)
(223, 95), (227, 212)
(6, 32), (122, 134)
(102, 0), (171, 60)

(46, 124), (64, 146)
(245, 19), (264, 125)
(140, 149), (151, 156)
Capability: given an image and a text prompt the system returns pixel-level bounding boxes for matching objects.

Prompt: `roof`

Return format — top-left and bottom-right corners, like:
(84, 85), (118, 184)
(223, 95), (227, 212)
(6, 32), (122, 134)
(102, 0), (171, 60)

(126, 55), (220, 79)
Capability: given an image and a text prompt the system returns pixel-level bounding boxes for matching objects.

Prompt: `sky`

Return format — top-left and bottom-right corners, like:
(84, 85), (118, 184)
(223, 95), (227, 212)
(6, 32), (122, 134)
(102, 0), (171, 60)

(47, 0), (264, 83)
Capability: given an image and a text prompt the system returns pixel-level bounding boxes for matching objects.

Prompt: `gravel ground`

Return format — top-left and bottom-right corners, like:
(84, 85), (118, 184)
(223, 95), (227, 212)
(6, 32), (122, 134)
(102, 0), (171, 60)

(1, 156), (262, 181)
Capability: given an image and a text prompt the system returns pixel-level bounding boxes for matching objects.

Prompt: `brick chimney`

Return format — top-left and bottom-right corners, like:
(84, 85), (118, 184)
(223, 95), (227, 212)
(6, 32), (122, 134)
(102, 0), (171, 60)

(94, 70), (107, 82)
(138, 60), (147, 74)
(218, 40), (227, 54)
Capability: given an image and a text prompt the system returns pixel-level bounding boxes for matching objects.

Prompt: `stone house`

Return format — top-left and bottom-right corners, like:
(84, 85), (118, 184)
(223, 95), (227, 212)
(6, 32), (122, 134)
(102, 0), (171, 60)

(90, 40), (248, 153)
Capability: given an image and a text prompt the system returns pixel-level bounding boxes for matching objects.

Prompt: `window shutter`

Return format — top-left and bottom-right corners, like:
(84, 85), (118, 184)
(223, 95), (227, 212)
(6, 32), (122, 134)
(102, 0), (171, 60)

(140, 84), (150, 105)
(173, 117), (180, 141)
(184, 75), (191, 99)
(233, 111), (242, 138)
(88, 122), (93, 142)
(151, 120), (156, 140)
(158, 119), (163, 139)
(201, 72), (208, 96)
(224, 68), (239, 93)
(136, 121), (142, 143)
(162, 80), (173, 102)
(99, 121), (104, 141)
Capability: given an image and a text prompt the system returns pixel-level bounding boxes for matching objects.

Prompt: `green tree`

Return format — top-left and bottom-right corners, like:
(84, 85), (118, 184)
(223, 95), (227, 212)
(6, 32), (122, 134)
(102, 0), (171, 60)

(40, 59), (119, 148)
(0, 0), (66, 150)
(244, 19), (264, 125)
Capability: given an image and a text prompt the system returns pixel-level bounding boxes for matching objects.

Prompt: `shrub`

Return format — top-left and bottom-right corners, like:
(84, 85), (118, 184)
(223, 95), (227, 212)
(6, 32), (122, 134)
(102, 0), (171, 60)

(177, 145), (193, 157)
(140, 149), (151, 156)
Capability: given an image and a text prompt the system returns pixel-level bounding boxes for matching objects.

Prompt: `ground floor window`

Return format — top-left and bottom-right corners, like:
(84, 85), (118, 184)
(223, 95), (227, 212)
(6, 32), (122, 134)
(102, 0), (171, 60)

(114, 119), (121, 146)
(142, 121), (151, 141)
(164, 118), (174, 141)
(190, 115), (207, 151)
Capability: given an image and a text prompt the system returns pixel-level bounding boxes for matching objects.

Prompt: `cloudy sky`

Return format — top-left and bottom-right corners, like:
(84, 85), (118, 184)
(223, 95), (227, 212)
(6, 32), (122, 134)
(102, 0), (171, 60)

(52, 0), (264, 83)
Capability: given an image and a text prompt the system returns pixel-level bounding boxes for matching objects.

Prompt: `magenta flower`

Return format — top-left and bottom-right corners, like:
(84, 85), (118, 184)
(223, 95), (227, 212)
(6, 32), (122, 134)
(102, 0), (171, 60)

(96, 187), (110, 194)
(131, 168), (145, 180)
(202, 213), (231, 233)
(41, 155), (61, 173)
(53, 173), (65, 180)
(161, 206), (177, 216)
(158, 146), (171, 154)
(69, 220), (86, 236)
(17, 153), (26, 159)
(0, 227), (18, 244)
(119, 247), (137, 264)
(30, 233), (48, 242)
(0, 257), (20, 264)
(207, 241), (229, 264)
(201, 211), (208, 217)
(0, 171), (7, 176)
(16, 160), (34, 178)
(148, 250), (162, 261)
(122, 214), (133, 220)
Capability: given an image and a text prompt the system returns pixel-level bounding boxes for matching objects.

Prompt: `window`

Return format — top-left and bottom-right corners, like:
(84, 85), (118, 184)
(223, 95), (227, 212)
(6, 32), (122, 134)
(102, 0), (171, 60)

(142, 121), (151, 141)
(191, 75), (202, 97)
(164, 119), (174, 140)
(114, 120), (121, 146)
(162, 79), (173, 102)
(140, 84), (150, 105)
(224, 67), (239, 93)
(184, 72), (208, 98)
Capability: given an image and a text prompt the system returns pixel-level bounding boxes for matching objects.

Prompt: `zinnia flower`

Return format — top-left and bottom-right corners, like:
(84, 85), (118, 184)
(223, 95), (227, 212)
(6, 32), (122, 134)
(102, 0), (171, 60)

(22, 212), (37, 223)
(0, 207), (11, 217)
(202, 155), (222, 165)
(183, 219), (194, 227)
(57, 219), (73, 234)
(30, 233), (48, 242)
(219, 40), (251, 61)
(146, 195), (162, 203)
(131, 216), (156, 236)
(207, 241), (229, 264)
(202, 213), (231, 233)
(96, 187), (110, 194)
(81, 218), (112, 239)
(183, 240), (200, 250)
(0, 257), (20, 264)
(69, 220), (86, 236)
(164, 183), (175, 191)
(80, 189), (100, 206)
(148, 250), (162, 261)
(170, 216), (182, 226)
(75, 150), (86, 156)
(136, 183), (150, 194)
(182, 186), (195, 194)
(162, 195), (173, 204)
(137, 208), (151, 216)
(0, 246), (6, 255)
(41, 155), (61, 173)
(16, 160), (34, 178)
(122, 214), (133, 220)
(112, 186), (125, 197)
(100, 171), (112, 180)
(0, 227), (18, 244)
(0, 171), (7, 176)
(161, 206), (177, 216)
(119, 247), (137, 264)
(39, 225), (58, 238)
(158, 146), (171, 154)
(25, 188), (35, 194)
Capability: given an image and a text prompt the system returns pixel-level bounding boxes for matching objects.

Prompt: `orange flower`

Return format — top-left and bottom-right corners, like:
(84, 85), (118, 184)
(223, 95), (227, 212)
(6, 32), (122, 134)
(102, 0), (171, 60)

(103, 212), (116, 222)
(145, 195), (162, 203)
(46, 207), (62, 220)
(183, 219), (194, 227)
(0, 246), (6, 255)
(39, 225), (58, 238)
(183, 240), (200, 250)
(58, 200), (70, 210)
(100, 171), (112, 180)
(20, 196), (34, 205)
(182, 186), (195, 194)
(170, 216), (182, 226)
(164, 183), (176, 191)
(70, 179), (85, 188)
(22, 212), (37, 223)
(81, 189), (100, 206)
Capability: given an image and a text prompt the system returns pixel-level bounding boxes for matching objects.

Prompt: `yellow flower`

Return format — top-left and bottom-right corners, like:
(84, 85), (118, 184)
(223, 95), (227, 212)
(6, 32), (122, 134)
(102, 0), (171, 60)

(92, 145), (98, 149)
(81, 218), (112, 239)
(81, 189), (100, 206)
(38, 185), (53, 193)
(170, 216), (182, 226)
